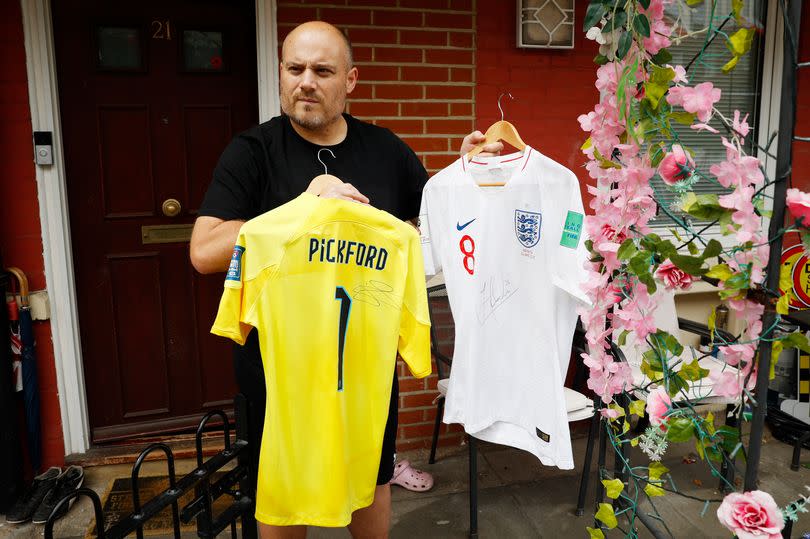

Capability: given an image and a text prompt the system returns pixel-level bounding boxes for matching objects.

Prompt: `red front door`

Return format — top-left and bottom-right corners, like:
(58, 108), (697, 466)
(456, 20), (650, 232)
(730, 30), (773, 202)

(53, 0), (258, 442)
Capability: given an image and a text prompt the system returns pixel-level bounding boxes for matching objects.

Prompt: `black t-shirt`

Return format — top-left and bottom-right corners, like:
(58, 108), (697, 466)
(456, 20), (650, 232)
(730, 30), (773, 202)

(199, 113), (429, 384)
(199, 113), (427, 221)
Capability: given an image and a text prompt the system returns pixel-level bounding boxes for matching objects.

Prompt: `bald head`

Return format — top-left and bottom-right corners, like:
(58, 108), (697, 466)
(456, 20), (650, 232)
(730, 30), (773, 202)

(282, 21), (353, 70)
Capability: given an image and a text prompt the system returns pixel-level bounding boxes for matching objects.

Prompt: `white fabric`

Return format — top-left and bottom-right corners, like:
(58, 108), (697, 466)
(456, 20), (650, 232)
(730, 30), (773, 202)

(419, 147), (589, 469)
(563, 387), (591, 412)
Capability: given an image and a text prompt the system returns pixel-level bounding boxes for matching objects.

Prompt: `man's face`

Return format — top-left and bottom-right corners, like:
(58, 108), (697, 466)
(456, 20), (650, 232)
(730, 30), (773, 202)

(280, 29), (357, 131)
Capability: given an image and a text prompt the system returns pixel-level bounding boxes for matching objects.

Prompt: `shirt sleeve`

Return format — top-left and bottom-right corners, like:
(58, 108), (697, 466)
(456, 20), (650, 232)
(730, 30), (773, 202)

(211, 232), (261, 345)
(549, 173), (591, 305)
(399, 142), (429, 221)
(198, 135), (263, 221)
(418, 188), (442, 276)
(398, 230), (433, 379)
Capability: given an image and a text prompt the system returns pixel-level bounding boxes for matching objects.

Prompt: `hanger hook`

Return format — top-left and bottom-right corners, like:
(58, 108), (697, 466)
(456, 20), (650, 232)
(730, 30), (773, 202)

(497, 92), (515, 122)
(317, 148), (336, 175)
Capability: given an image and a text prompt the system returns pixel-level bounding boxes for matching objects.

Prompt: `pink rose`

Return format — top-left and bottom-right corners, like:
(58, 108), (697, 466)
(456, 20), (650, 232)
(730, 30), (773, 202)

(717, 491), (784, 539)
(786, 188), (810, 225)
(654, 259), (694, 290)
(645, 386), (672, 427)
(658, 145), (695, 185)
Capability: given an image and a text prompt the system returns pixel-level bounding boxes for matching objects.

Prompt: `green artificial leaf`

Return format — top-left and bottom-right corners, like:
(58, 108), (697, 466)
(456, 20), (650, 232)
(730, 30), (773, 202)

(705, 263), (734, 281)
(724, 271), (752, 293)
(670, 111), (696, 125)
(617, 31), (633, 60)
(639, 0), (651, 8)
(668, 373), (690, 398)
(605, 10), (628, 32)
(629, 251), (652, 276)
(705, 412), (716, 435)
(670, 253), (707, 275)
(777, 293), (791, 315)
(595, 503), (618, 529)
(618, 329), (630, 347)
(645, 482), (666, 497)
(721, 55), (740, 74)
(641, 233), (662, 250)
(648, 462), (669, 481)
(587, 526), (606, 539)
(686, 0), (705, 5)
(629, 399), (646, 417)
(602, 478), (625, 499)
(640, 359), (659, 379)
(727, 27), (756, 56)
(732, 0), (745, 20)
(583, 1), (607, 31)
(666, 417), (695, 442)
(771, 340), (783, 380)
(617, 238), (637, 260)
(657, 240), (677, 260)
(702, 239), (723, 259)
(781, 332), (810, 354)
(651, 48), (673, 64)
(680, 359), (710, 382)
(638, 271), (658, 294)
(695, 438), (706, 460)
(681, 192), (731, 221)
(708, 307), (716, 340)
(644, 82), (668, 110)
(687, 242), (699, 255)
(633, 13), (651, 37)
(670, 228), (684, 242)
(594, 53), (610, 65)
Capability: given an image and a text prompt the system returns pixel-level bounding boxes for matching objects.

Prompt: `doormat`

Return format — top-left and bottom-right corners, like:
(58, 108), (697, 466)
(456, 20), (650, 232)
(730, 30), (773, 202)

(87, 473), (236, 537)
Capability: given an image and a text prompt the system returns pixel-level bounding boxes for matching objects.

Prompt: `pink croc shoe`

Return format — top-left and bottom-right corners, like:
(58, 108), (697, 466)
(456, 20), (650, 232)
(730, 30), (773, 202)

(389, 459), (434, 492)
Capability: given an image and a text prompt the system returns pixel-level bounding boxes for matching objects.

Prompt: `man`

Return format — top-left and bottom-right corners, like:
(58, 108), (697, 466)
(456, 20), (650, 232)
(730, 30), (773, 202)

(191, 20), (500, 539)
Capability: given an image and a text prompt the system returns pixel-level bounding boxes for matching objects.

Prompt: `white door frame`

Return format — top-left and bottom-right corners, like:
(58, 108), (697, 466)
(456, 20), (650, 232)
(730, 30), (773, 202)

(19, 0), (279, 455)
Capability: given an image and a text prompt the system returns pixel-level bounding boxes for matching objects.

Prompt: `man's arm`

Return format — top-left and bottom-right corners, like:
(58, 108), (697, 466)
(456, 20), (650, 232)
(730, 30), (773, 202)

(190, 216), (245, 274)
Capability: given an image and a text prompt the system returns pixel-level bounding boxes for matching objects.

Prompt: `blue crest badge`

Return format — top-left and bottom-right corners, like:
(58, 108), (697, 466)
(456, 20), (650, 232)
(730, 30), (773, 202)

(515, 210), (542, 248)
(226, 245), (245, 282)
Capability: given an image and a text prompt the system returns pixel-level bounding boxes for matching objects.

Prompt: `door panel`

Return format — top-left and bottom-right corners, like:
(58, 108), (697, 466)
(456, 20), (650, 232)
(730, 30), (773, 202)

(53, 0), (257, 442)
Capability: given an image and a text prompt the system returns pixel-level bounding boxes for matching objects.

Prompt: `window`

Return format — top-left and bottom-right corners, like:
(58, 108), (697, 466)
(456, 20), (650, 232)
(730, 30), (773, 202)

(182, 30), (225, 72)
(96, 26), (143, 71)
(651, 0), (766, 227)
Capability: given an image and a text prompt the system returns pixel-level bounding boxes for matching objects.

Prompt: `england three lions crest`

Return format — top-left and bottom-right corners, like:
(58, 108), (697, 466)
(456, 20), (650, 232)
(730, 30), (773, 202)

(515, 210), (541, 248)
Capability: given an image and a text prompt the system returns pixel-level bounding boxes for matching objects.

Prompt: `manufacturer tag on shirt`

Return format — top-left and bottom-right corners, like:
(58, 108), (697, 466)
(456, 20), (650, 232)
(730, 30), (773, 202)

(535, 427), (550, 443)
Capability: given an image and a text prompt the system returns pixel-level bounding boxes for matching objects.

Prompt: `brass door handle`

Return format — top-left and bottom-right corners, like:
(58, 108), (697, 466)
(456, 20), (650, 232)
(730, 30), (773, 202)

(162, 198), (181, 217)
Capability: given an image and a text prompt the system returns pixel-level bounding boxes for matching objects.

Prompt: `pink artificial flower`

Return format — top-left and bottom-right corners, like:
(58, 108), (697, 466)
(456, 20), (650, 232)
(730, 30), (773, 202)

(643, 19), (672, 55)
(717, 491), (785, 539)
(667, 82), (722, 122)
(601, 407), (621, 419)
(657, 145), (695, 185)
(691, 123), (720, 134)
(667, 64), (689, 84)
(654, 259), (694, 290)
(719, 343), (756, 367)
(719, 186), (759, 243)
(646, 386), (672, 426)
(733, 110), (751, 139)
(710, 370), (743, 398)
(786, 188), (810, 224)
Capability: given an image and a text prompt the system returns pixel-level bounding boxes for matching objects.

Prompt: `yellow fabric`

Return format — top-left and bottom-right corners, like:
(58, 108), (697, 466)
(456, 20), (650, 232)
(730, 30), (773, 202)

(211, 193), (431, 527)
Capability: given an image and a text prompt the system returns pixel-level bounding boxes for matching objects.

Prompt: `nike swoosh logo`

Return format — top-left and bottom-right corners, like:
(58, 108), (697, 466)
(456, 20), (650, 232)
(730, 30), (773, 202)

(456, 218), (476, 231)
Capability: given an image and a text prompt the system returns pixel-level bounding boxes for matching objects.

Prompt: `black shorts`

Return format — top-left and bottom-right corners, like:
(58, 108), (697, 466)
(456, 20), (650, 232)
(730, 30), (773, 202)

(376, 371), (399, 485)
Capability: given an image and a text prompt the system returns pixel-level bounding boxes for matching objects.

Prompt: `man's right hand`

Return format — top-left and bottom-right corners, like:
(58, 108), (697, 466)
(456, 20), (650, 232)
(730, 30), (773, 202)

(190, 216), (245, 274)
(460, 130), (503, 158)
(319, 182), (370, 204)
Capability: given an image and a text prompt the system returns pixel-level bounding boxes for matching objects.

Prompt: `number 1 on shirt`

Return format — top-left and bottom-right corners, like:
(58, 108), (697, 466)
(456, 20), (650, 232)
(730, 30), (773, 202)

(334, 287), (352, 391)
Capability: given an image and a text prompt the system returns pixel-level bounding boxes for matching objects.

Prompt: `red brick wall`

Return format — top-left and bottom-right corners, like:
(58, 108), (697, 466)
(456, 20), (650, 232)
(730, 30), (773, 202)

(277, 0), (475, 451)
(0, 0), (65, 471)
(277, 0), (476, 175)
(476, 0), (598, 204)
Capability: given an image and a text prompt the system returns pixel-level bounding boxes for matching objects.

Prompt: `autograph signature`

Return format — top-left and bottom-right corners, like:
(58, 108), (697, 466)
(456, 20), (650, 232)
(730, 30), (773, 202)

(477, 275), (518, 324)
(352, 280), (400, 309)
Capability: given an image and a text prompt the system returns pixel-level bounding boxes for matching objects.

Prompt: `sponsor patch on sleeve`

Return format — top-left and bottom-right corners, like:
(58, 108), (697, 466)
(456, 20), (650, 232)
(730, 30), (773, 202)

(226, 245), (245, 283)
(560, 211), (583, 249)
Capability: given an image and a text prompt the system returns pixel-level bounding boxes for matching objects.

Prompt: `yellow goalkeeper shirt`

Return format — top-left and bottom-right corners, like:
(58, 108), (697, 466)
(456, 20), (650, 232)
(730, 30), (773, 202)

(211, 193), (432, 526)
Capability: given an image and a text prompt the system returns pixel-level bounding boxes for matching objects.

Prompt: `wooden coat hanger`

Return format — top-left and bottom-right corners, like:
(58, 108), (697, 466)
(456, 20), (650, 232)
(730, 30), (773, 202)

(466, 93), (527, 187)
(306, 148), (344, 195)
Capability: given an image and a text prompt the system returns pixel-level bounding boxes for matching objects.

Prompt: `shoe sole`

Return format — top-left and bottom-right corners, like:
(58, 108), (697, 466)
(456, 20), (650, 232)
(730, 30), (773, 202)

(5, 517), (31, 524)
(30, 475), (85, 525)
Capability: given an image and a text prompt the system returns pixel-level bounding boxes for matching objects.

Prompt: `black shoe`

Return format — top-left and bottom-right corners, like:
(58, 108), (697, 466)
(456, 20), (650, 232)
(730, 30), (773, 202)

(5, 467), (61, 524)
(31, 465), (84, 525)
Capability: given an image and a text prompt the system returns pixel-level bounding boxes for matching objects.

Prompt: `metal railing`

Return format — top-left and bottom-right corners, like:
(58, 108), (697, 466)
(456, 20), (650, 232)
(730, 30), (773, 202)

(44, 394), (257, 539)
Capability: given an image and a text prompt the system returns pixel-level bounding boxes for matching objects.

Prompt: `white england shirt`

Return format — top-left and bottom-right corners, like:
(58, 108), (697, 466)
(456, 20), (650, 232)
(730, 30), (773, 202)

(419, 147), (589, 468)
